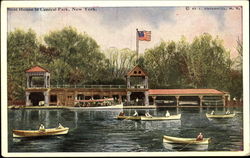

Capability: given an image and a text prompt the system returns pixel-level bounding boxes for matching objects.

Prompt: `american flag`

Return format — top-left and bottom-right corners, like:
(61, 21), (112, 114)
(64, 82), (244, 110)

(138, 30), (151, 41)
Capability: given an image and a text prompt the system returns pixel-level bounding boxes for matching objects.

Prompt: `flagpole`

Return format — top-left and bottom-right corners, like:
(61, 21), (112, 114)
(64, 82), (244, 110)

(136, 28), (139, 62)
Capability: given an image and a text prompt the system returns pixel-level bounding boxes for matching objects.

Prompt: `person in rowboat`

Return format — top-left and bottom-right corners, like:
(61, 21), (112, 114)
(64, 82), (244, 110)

(225, 110), (231, 115)
(145, 111), (152, 117)
(57, 123), (64, 129)
(165, 110), (170, 117)
(196, 132), (204, 141)
(119, 111), (125, 116)
(210, 110), (215, 115)
(39, 123), (45, 132)
(133, 110), (138, 117)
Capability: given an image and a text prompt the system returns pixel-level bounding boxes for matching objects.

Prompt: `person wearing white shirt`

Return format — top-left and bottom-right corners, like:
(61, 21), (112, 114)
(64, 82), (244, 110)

(133, 110), (138, 116)
(145, 111), (152, 117)
(211, 110), (215, 115)
(225, 110), (230, 115)
(165, 110), (170, 117)
(57, 123), (64, 129)
(39, 123), (45, 131)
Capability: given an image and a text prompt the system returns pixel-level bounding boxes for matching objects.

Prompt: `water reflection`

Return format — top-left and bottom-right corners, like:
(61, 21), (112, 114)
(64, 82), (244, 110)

(74, 111), (78, 128)
(8, 107), (243, 152)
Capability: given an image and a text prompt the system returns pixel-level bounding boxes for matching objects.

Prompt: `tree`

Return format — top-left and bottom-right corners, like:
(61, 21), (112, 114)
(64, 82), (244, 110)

(144, 40), (185, 88)
(174, 37), (193, 88)
(7, 29), (40, 100)
(43, 26), (106, 85)
(228, 70), (243, 99)
(228, 38), (243, 99)
(7, 27), (242, 102)
(234, 38), (243, 71)
(144, 33), (233, 91)
(187, 33), (232, 89)
(103, 47), (137, 84)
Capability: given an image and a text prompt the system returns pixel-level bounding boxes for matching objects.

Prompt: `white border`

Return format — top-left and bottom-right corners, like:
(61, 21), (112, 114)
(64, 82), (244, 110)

(1, 1), (249, 157)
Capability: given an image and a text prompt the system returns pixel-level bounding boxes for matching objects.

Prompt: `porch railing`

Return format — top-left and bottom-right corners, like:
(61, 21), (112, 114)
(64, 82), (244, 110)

(50, 84), (127, 89)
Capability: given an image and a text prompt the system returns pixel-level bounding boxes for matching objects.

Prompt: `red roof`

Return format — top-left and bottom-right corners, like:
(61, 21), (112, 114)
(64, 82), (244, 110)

(26, 66), (49, 73)
(148, 89), (224, 95)
(126, 65), (148, 77)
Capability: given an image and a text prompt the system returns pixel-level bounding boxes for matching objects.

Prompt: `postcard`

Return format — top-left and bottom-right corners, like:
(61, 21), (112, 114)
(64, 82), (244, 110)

(1, 0), (249, 157)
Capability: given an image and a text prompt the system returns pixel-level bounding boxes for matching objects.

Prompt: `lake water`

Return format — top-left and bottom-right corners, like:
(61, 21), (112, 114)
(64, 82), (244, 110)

(8, 107), (243, 152)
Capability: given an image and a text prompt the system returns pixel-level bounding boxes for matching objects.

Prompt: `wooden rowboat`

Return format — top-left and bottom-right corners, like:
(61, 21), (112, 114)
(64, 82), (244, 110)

(13, 127), (69, 138)
(141, 114), (181, 121)
(115, 115), (128, 119)
(163, 142), (209, 151)
(163, 135), (211, 145)
(115, 116), (141, 120)
(206, 113), (235, 118)
(125, 116), (141, 120)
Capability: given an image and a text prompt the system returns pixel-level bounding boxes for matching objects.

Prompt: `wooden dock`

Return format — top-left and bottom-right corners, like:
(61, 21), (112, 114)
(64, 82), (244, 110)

(8, 104), (241, 110)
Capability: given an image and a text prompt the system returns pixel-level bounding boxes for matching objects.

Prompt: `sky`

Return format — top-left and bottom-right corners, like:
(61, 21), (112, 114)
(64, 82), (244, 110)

(7, 6), (243, 58)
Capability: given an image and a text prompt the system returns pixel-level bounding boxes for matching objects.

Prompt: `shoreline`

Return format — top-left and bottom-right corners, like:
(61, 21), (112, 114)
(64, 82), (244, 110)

(7, 105), (243, 110)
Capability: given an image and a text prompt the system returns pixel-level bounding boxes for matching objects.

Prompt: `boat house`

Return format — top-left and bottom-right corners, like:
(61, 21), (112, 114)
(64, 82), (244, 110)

(25, 65), (230, 107)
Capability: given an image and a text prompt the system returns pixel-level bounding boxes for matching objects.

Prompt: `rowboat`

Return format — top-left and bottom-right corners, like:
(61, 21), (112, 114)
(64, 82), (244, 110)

(206, 113), (235, 118)
(13, 127), (69, 138)
(115, 115), (128, 119)
(115, 116), (141, 120)
(141, 114), (181, 121)
(125, 116), (141, 120)
(163, 142), (209, 151)
(163, 135), (211, 145)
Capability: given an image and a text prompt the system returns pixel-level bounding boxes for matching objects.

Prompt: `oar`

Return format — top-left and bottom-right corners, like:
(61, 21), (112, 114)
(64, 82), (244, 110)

(178, 141), (195, 151)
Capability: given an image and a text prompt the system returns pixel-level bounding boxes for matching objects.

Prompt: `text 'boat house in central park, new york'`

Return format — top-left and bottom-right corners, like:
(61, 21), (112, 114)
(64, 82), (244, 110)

(25, 65), (230, 107)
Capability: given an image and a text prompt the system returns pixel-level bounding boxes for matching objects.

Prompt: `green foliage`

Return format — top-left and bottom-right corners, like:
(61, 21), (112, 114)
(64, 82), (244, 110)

(7, 27), (243, 101)
(144, 33), (240, 98)
(43, 26), (106, 85)
(228, 70), (243, 99)
(103, 47), (137, 84)
(228, 39), (243, 99)
(144, 39), (189, 88)
(145, 41), (171, 88)
(187, 33), (231, 89)
(7, 29), (40, 100)
(233, 38), (243, 71)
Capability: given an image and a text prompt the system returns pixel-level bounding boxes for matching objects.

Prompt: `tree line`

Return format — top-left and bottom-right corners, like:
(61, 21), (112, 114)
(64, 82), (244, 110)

(7, 26), (243, 101)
